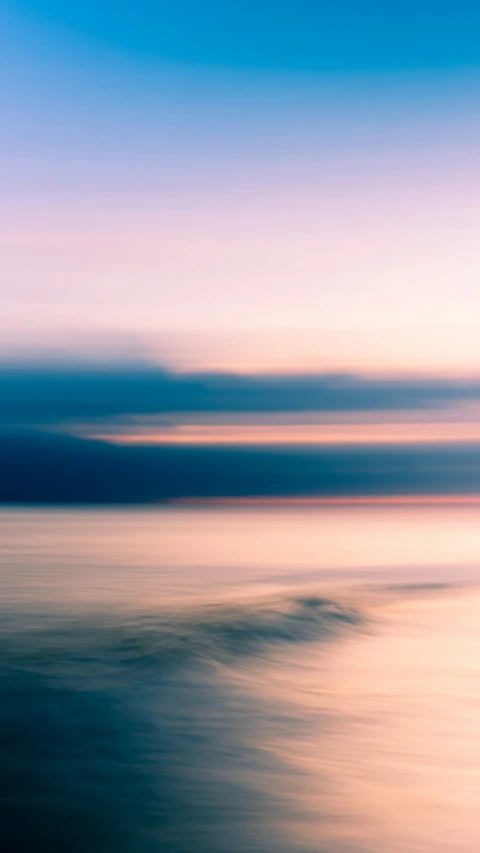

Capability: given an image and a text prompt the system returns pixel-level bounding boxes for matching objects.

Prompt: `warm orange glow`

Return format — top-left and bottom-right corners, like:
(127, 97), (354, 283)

(94, 419), (480, 446)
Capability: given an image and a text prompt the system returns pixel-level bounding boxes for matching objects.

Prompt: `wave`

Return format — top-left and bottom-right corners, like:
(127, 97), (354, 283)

(0, 578), (463, 678)
(1, 595), (364, 853)
(0, 594), (366, 681)
(0, 581), (462, 853)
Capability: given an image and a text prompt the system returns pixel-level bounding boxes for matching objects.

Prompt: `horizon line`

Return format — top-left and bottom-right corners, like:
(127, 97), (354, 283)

(174, 494), (480, 507)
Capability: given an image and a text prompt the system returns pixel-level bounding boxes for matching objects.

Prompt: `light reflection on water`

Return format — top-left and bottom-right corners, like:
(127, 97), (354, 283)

(0, 506), (479, 851)
(243, 590), (480, 852)
(1, 504), (479, 608)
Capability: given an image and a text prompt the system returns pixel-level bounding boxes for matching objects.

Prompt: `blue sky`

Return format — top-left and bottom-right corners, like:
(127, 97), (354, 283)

(5, 0), (480, 73)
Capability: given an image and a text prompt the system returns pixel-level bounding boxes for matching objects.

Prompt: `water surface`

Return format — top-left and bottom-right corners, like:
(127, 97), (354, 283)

(1, 505), (479, 852)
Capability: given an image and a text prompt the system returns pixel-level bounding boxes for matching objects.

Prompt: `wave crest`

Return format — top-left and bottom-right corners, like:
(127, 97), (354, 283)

(0, 595), (365, 679)
(118, 595), (365, 667)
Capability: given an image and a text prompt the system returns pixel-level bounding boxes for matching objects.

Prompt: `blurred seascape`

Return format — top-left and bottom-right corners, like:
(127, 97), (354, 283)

(3, 1), (480, 848)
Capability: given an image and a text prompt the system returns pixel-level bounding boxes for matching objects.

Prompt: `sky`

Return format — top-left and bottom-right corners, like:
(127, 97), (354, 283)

(1, 1), (480, 499)
(2, 0), (480, 375)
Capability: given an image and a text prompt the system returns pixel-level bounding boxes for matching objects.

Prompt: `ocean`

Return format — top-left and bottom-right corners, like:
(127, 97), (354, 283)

(1, 505), (480, 852)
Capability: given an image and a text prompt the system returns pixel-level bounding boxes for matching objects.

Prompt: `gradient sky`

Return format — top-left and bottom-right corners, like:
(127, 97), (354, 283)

(2, 1), (480, 373)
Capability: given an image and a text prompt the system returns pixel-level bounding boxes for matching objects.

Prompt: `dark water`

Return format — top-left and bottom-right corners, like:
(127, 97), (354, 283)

(1, 506), (480, 852)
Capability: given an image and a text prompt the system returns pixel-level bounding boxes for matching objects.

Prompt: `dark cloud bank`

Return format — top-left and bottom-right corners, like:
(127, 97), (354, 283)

(2, 363), (480, 425)
(1, 364), (480, 503)
(2, 430), (480, 504)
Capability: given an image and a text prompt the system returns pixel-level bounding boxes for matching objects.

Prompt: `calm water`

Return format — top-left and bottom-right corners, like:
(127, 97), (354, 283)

(1, 505), (480, 852)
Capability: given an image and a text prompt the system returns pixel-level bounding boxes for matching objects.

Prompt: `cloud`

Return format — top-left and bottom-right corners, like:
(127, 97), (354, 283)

(1, 363), (480, 429)
(3, 363), (479, 504)
(2, 429), (479, 503)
